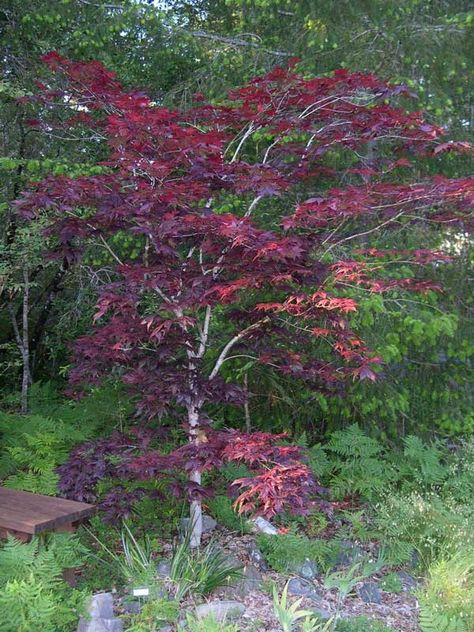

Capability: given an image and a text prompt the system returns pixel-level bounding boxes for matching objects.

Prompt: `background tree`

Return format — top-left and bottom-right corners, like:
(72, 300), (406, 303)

(1, 0), (472, 441)
(0, 0), (200, 406)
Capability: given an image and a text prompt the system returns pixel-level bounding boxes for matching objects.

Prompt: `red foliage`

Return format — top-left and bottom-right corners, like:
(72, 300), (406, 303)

(17, 54), (473, 521)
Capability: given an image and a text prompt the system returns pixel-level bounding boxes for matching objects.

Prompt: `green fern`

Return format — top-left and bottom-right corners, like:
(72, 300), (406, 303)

(257, 533), (336, 573)
(206, 495), (251, 535)
(325, 425), (396, 501)
(401, 435), (448, 487)
(419, 607), (466, 632)
(0, 534), (89, 632)
(327, 425), (382, 459)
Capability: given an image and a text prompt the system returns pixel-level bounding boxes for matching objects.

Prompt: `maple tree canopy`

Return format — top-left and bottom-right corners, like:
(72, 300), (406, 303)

(16, 53), (473, 529)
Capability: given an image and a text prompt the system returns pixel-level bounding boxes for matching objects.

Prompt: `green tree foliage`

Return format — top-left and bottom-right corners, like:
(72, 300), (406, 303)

(0, 0), (472, 444)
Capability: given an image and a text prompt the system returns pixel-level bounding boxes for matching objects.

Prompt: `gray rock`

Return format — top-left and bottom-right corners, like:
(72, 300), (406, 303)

(333, 541), (364, 567)
(224, 564), (262, 598)
(287, 577), (322, 602)
(77, 618), (123, 632)
(397, 571), (417, 591)
(194, 600), (246, 621)
(358, 581), (382, 604)
(293, 558), (319, 580)
(156, 560), (172, 577)
(156, 627), (173, 632)
(311, 607), (332, 621)
(409, 549), (420, 569)
(247, 542), (269, 571)
(76, 591), (124, 632)
(252, 516), (279, 535)
(86, 593), (114, 619)
(202, 514), (218, 532)
(122, 600), (142, 615)
(180, 514), (217, 535)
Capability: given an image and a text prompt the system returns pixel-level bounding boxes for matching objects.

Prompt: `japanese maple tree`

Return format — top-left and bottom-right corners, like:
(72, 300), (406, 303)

(17, 53), (473, 545)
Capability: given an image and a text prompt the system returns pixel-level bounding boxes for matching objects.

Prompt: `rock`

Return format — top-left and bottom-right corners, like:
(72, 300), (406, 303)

(292, 558), (319, 580)
(202, 514), (217, 532)
(86, 593), (114, 619)
(247, 542), (269, 571)
(180, 514), (217, 535)
(358, 581), (382, 604)
(156, 627), (173, 632)
(397, 571), (417, 591)
(224, 565), (262, 598)
(156, 560), (171, 577)
(76, 592), (124, 632)
(287, 577), (322, 602)
(194, 600), (246, 621)
(122, 600), (142, 615)
(409, 549), (420, 569)
(77, 618), (123, 632)
(251, 516), (279, 535)
(333, 540), (364, 567)
(311, 607), (332, 621)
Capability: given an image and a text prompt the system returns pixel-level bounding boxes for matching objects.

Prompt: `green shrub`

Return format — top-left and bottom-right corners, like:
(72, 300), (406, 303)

(396, 435), (449, 490)
(419, 550), (474, 631)
(272, 581), (316, 632)
(379, 572), (403, 593)
(335, 616), (393, 631)
(373, 491), (473, 568)
(86, 521), (159, 588)
(125, 598), (179, 631)
(419, 610), (466, 632)
(168, 537), (242, 601)
(180, 613), (239, 632)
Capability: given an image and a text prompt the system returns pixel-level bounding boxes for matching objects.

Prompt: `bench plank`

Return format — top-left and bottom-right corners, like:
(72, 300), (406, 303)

(0, 488), (95, 535)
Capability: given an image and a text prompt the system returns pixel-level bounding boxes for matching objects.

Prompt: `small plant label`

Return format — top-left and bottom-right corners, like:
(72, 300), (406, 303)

(132, 588), (150, 597)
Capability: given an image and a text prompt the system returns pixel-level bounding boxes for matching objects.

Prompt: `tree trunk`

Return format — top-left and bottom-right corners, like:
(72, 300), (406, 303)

(187, 403), (203, 548)
(20, 268), (31, 414)
(7, 268), (32, 414)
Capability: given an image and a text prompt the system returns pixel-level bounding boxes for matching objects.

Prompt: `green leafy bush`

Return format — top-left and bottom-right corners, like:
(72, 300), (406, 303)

(419, 609), (466, 632)
(419, 550), (474, 631)
(168, 537), (242, 601)
(379, 572), (403, 593)
(373, 491), (473, 568)
(180, 613), (239, 632)
(125, 598), (179, 631)
(272, 580), (317, 632)
(396, 435), (449, 489)
(86, 521), (159, 588)
(335, 617), (393, 632)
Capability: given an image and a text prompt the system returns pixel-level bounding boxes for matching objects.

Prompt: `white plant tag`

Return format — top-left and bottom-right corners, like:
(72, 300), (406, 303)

(132, 588), (150, 597)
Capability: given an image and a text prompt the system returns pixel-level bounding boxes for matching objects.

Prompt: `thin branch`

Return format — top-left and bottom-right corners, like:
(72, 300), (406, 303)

(321, 210), (406, 259)
(208, 318), (270, 380)
(189, 31), (291, 57)
(197, 305), (212, 358)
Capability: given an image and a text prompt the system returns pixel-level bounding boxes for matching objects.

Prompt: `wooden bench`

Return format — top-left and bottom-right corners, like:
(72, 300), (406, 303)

(0, 487), (95, 584)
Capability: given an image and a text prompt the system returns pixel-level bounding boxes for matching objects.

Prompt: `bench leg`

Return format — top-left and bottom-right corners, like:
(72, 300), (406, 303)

(0, 527), (31, 542)
(56, 523), (77, 586)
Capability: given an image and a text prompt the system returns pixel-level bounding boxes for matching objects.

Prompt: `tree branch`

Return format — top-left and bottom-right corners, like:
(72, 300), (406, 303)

(208, 318), (270, 380)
